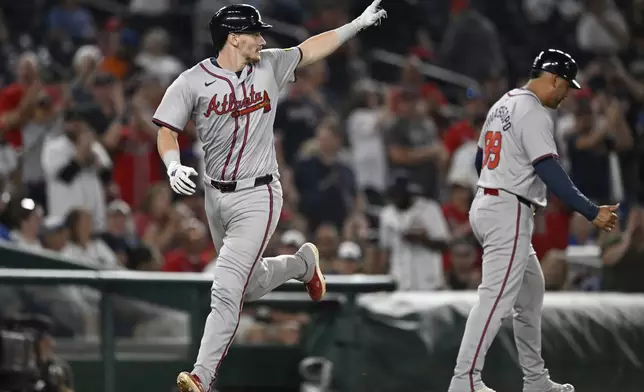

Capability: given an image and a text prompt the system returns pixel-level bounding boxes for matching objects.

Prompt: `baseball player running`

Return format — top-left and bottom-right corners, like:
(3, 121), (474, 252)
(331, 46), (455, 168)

(153, 3), (387, 392)
(448, 49), (619, 392)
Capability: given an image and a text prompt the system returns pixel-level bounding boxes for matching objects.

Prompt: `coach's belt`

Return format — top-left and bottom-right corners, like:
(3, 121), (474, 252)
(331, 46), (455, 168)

(482, 188), (536, 212)
(208, 174), (273, 193)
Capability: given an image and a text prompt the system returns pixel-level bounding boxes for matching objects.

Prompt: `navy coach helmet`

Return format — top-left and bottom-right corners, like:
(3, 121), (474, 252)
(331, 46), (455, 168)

(209, 4), (272, 52)
(531, 49), (581, 89)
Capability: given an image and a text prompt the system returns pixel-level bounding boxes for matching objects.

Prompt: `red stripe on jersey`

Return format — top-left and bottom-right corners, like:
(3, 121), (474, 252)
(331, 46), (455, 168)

(199, 63), (239, 180)
(468, 201), (521, 392)
(232, 82), (251, 181)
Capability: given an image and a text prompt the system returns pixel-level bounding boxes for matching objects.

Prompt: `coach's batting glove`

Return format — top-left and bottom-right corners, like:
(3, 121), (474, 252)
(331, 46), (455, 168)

(354, 0), (388, 30)
(167, 161), (198, 195)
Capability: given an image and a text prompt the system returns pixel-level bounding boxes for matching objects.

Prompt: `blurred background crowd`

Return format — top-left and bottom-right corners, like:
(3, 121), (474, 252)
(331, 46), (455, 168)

(1, 0), (644, 344)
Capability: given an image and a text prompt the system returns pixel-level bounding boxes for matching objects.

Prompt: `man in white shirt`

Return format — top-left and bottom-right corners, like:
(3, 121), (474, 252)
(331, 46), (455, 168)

(378, 174), (450, 290)
(346, 84), (388, 195)
(42, 108), (112, 232)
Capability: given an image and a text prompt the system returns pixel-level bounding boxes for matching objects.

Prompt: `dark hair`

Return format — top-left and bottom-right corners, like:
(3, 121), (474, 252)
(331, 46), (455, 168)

(3, 195), (38, 229)
(387, 172), (417, 199)
(126, 245), (154, 270)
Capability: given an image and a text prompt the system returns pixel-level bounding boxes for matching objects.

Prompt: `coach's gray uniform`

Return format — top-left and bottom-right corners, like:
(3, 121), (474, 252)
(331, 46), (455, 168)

(449, 88), (557, 392)
(153, 48), (307, 387)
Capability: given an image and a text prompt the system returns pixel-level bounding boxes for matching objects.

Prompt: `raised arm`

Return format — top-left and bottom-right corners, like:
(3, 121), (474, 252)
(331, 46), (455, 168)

(297, 0), (387, 68)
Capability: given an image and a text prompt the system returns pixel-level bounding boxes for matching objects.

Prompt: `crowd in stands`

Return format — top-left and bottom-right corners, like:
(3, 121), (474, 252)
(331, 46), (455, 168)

(1, 0), (644, 341)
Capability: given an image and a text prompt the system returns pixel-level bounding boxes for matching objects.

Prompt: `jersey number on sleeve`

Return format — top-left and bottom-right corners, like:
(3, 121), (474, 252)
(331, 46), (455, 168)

(482, 131), (502, 170)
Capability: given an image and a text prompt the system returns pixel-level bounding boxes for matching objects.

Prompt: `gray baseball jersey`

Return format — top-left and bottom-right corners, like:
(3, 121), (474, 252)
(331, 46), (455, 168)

(449, 87), (558, 392)
(152, 47), (302, 181)
(476, 88), (558, 207)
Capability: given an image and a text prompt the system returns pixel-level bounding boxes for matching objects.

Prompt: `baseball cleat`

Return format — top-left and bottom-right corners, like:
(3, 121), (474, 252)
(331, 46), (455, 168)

(476, 387), (496, 392)
(177, 371), (206, 392)
(539, 382), (575, 392)
(298, 242), (326, 301)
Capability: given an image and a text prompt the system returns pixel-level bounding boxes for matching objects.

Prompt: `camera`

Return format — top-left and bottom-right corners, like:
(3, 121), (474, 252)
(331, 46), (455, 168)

(0, 316), (42, 392)
(0, 315), (69, 392)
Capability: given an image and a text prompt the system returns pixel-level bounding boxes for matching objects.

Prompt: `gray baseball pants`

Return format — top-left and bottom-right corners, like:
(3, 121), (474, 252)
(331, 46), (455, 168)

(192, 180), (306, 389)
(449, 188), (552, 392)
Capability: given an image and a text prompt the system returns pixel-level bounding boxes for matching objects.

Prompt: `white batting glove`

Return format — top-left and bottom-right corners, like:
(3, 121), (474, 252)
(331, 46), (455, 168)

(167, 161), (198, 195)
(354, 0), (388, 30)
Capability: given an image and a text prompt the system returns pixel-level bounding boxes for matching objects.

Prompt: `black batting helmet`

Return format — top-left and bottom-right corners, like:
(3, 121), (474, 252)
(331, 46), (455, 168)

(531, 49), (581, 89)
(209, 4), (272, 53)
